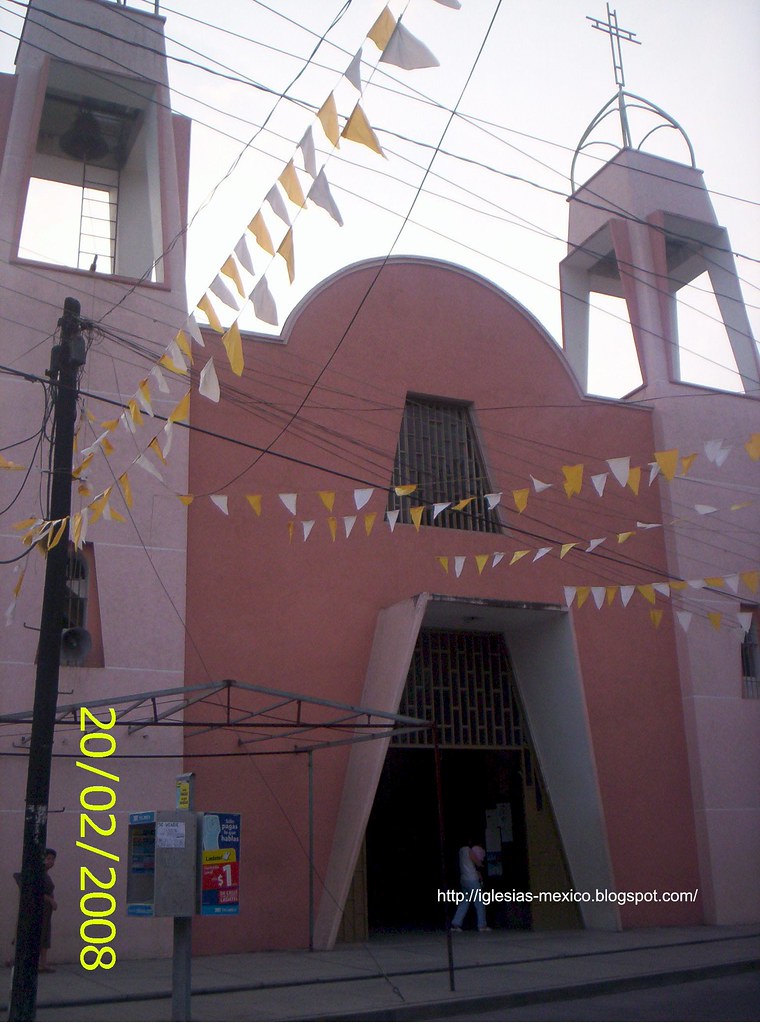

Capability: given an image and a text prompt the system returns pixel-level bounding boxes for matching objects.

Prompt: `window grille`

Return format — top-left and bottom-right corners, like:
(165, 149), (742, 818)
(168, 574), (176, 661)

(63, 549), (88, 631)
(741, 608), (759, 699)
(388, 396), (500, 532)
(395, 630), (524, 748)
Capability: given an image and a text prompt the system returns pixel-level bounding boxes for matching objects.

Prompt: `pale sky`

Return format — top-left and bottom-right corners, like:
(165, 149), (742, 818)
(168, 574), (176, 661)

(1, 0), (758, 396)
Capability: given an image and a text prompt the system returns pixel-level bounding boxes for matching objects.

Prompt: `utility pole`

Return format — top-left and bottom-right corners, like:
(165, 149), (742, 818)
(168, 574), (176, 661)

(9, 298), (86, 1021)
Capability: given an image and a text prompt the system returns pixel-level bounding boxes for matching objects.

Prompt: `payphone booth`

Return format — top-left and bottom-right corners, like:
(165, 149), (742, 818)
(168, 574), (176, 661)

(127, 810), (240, 917)
(127, 810), (197, 917)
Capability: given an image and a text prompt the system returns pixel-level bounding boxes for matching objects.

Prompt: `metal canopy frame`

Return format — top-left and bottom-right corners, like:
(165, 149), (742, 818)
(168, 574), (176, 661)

(0, 678), (432, 753)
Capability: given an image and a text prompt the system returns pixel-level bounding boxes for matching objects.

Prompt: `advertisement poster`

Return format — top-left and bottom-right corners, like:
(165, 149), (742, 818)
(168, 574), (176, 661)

(200, 812), (241, 916)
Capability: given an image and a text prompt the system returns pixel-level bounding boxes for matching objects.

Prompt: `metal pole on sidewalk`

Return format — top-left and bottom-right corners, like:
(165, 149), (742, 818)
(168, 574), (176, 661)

(172, 774), (195, 1022)
(9, 298), (86, 1022)
(308, 750), (314, 952)
(433, 724), (455, 992)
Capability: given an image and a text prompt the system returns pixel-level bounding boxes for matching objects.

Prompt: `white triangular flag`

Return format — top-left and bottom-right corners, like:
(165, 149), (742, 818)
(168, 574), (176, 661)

(379, 22), (439, 70)
(308, 169), (344, 226)
(648, 462), (661, 485)
(695, 504), (718, 515)
(210, 273), (239, 309)
(724, 575), (740, 594)
(199, 358), (221, 403)
(737, 611), (753, 634)
(279, 493), (298, 515)
(530, 476), (551, 493)
(653, 583), (670, 597)
(386, 509), (399, 532)
(607, 457), (630, 487)
(161, 422), (173, 460)
(298, 126), (317, 178)
(715, 446), (732, 467)
(586, 537), (605, 552)
(704, 439), (723, 463)
(343, 515), (356, 538)
(675, 611), (693, 632)
(563, 586), (577, 607)
(432, 502), (451, 520)
(533, 547), (552, 561)
(210, 494), (228, 515)
(620, 585), (635, 607)
(185, 313), (205, 348)
(485, 492), (502, 509)
(591, 587), (606, 609)
(302, 520), (314, 541)
(454, 556), (465, 578)
(345, 49), (362, 90)
(354, 488), (373, 510)
(591, 473), (608, 496)
(234, 235), (256, 277)
(492, 552), (505, 568)
(252, 276), (278, 326)
(265, 185), (291, 225)
(150, 364), (170, 393)
(135, 453), (163, 482)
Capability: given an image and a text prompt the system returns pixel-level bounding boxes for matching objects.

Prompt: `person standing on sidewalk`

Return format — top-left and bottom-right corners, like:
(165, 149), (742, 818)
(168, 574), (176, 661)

(450, 841), (490, 932)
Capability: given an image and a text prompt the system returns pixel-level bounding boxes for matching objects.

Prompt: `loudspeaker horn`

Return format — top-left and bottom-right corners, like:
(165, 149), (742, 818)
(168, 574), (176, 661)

(60, 627), (92, 665)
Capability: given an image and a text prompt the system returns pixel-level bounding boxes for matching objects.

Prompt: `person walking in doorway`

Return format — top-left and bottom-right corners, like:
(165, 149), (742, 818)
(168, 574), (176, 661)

(450, 840), (490, 932)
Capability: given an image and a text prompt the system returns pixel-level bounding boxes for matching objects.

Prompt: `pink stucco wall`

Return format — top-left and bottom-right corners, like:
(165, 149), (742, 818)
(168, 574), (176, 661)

(185, 258), (702, 953)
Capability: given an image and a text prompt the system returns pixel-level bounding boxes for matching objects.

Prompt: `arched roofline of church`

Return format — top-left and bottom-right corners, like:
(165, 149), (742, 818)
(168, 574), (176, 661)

(239, 254), (644, 408)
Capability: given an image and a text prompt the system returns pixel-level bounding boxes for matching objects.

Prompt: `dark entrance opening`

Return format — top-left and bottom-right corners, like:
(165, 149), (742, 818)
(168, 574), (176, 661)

(366, 746), (531, 932)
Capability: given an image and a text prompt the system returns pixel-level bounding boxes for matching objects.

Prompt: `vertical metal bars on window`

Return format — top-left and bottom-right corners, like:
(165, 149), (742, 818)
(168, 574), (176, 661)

(395, 630), (523, 749)
(388, 397), (499, 532)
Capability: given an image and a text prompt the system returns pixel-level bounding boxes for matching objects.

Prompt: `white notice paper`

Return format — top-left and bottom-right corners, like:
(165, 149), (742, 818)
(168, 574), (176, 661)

(156, 821), (185, 849)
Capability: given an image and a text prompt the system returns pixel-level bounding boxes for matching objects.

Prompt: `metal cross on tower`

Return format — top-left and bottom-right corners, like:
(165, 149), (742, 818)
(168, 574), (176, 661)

(587, 3), (640, 88)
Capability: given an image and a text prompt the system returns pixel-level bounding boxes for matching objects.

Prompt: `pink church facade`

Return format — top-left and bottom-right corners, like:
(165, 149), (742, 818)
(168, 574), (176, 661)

(0, 0), (757, 966)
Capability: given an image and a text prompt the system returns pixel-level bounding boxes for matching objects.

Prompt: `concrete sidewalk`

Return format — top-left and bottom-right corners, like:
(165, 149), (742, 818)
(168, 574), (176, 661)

(3, 924), (758, 1021)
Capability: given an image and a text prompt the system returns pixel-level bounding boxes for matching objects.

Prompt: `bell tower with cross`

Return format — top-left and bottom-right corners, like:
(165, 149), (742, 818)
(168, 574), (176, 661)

(560, 4), (759, 398)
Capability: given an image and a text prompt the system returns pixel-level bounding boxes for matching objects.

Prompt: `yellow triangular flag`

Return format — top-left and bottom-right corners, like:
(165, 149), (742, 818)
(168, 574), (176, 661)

(510, 550), (529, 565)
(368, 6), (396, 49)
(318, 491), (335, 512)
(740, 571), (758, 593)
(627, 466), (641, 495)
(606, 586), (619, 605)
(475, 554), (489, 575)
(637, 584), (656, 605)
(327, 516), (337, 542)
(745, 433), (760, 460)
(410, 506), (425, 532)
(437, 556), (449, 574)
(128, 398), (143, 427)
(222, 256), (246, 298)
(562, 464), (584, 497)
(277, 228), (296, 283)
(512, 489), (529, 513)
(118, 473), (133, 509)
(222, 322), (245, 377)
(47, 517), (69, 551)
(342, 103), (384, 157)
(246, 494), (262, 516)
(249, 210), (275, 255)
(169, 392), (191, 424)
(279, 160), (306, 207)
(617, 531), (635, 544)
(89, 488), (112, 525)
(101, 418), (120, 431)
(364, 512), (377, 536)
(287, 521), (295, 543)
(654, 449), (679, 480)
(679, 453), (697, 476)
(452, 497), (475, 511)
(317, 93), (340, 147)
(197, 293), (224, 333)
(649, 609), (663, 629)
(395, 484), (416, 497)
(560, 543), (577, 559)
(0, 454), (25, 470)
(109, 508), (127, 524)
(175, 330), (193, 362)
(101, 436), (115, 457)
(708, 611), (722, 631)
(576, 587), (590, 609)
(72, 452), (94, 479)
(158, 353), (187, 375)
(177, 494), (194, 505)
(669, 580), (688, 591)
(149, 437), (167, 465)
(704, 576), (726, 588)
